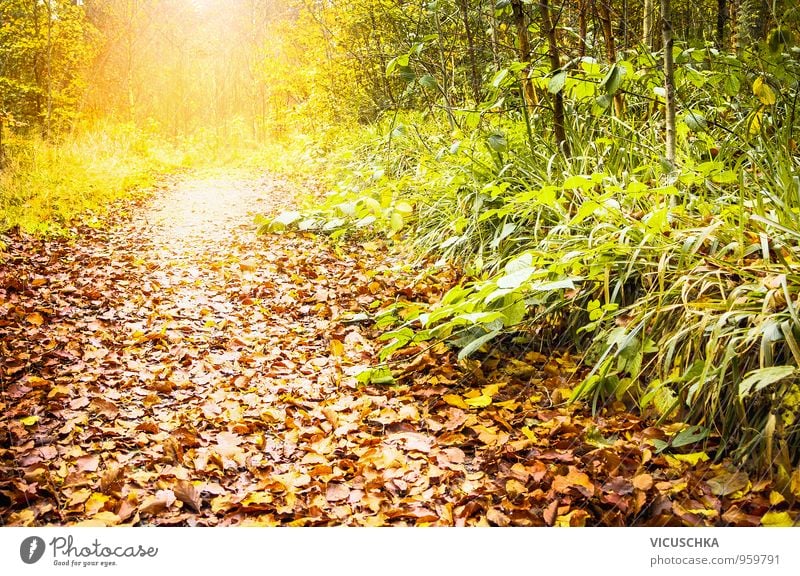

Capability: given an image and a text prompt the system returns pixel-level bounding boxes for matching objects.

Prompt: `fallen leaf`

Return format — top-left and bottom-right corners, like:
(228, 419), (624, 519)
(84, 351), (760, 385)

(708, 471), (749, 497)
(632, 473), (653, 491)
(174, 480), (202, 512)
(76, 454), (100, 472)
(326, 483), (350, 502)
(85, 493), (110, 516)
(761, 511), (795, 527)
(553, 467), (595, 497)
(443, 394), (469, 409)
(465, 394), (492, 408)
(26, 312), (44, 326)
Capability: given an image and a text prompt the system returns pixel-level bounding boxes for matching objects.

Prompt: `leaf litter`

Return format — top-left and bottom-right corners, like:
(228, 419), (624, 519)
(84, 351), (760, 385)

(1, 172), (798, 527)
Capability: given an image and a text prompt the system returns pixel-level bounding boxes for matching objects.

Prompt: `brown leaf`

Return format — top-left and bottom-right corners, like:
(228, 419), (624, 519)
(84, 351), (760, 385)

(139, 489), (176, 516)
(632, 473), (654, 491)
(553, 466), (595, 497)
(707, 471), (749, 496)
(174, 480), (202, 512)
(76, 454), (100, 473)
(91, 398), (119, 420)
(543, 500), (559, 526)
(326, 483), (350, 502)
(100, 466), (123, 494)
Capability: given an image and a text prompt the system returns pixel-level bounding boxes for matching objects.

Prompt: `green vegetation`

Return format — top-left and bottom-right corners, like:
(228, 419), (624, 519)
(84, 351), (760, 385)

(261, 1), (800, 470)
(0, 125), (187, 234)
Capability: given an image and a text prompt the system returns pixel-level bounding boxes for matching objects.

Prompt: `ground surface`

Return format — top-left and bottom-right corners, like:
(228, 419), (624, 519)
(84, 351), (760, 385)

(0, 171), (792, 526)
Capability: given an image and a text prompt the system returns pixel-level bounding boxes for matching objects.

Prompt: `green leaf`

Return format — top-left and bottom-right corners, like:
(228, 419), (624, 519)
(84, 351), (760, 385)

(359, 197), (382, 216)
(394, 201), (414, 215)
(487, 132), (508, 153)
(562, 175), (593, 191)
(671, 425), (709, 448)
(356, 366), (395, 385)
(458, 329), (501, 360)
(739, 366), (795, 399)
(491, 68), (509, 88)
(497, 266), (535, 290)
(272, 210), (301, 227)
(548, 70), (567, 95)
(418, 74), (437, 89)
(599, 63), (622, 95)
(682, 110), (707, 132)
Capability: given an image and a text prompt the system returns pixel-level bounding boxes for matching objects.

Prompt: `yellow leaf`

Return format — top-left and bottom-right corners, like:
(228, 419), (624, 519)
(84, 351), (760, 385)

(47, 386), (71, 399)
(395, 201), (414, 215)
(505, 479), (527, 496)
(495, 399), (519, 410)
(443, 394), (469, 409)
(481, 383), (501, 397)
(749, 110), (763, 134)
(761, 511), (795, 527)
(329, 339), (344, 357)
(769, 491), (786, 506)
(25, 312), (44, 326)
(91, 511), (122, 526)
(465, 395), (492, 408)
(85, 493), (110, 516)
(671, 452), (709, 465)
(790, 468), (800, 498)
(20, 416), (40, 426)
(753, 77), (776, 106)
(521, 426), (536, 441)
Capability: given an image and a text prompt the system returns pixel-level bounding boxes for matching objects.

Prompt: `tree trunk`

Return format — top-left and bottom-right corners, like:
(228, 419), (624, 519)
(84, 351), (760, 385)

(510, 0), (537, 108)
(662, 0), (676, 166)
(643, 0), (655, 49)
(540, 0), (569, 156)
(457, 0), (481, 104)
(596, 2), (624, 117)
(716, 0), (728, 49)
(578, 0), (589, 59)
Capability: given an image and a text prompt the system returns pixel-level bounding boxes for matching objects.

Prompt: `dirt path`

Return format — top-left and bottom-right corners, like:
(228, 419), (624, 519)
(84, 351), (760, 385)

(0, 172), (783, 526)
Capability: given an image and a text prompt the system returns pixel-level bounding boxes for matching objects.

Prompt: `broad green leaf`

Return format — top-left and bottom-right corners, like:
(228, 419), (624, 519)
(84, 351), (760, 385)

(418, 74), (437, 90)
(394, 201), (414, 215)
(272, 210), (301, 227)
(487, 132), (508, 153)
(504, 252), (533, 274)
(600, 64), (623, 95)
(671, 425), (709, 448)
(496, 267), (535, 290)
(548, 70), (567, 95)
(491, 68), (509, 88)
(562, 175), (593, 191)
(739, 366), (795, 399)
(359, 197), (382, 216)
(457, 329), (501, 360)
